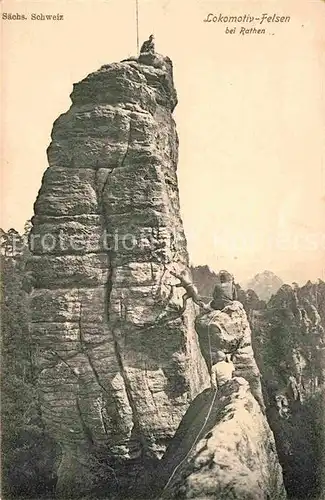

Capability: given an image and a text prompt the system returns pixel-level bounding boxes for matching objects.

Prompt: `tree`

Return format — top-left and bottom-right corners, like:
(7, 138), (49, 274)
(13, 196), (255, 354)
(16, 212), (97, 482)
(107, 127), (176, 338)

(1, 224), (58, 498)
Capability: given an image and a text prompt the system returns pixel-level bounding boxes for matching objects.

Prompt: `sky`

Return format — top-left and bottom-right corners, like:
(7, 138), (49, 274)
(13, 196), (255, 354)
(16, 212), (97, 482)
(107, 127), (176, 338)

(1, 0), (325, 284)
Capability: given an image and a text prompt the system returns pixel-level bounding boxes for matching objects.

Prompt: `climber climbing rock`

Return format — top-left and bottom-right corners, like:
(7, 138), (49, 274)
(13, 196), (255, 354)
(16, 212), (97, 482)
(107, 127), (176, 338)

(140, 34), (155, 54)
(170, 269), (210, 313)
(209, 270), (237, 311)
(133, 268), (209, 332)
(211, 350), (235, 389)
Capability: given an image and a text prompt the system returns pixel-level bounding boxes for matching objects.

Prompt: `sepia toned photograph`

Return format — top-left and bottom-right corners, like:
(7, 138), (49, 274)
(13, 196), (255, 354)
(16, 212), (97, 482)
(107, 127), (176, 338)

(1, 0), (324, 498)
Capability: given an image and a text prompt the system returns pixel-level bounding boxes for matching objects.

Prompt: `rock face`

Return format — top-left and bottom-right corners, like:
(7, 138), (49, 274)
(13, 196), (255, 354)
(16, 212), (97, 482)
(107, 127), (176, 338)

(151, 303), (287, 499)
(28, 52), (209, 496)
(195, 302), (265, 411)
(254, 283), (325, 405)
(157, 379), (286, 500)
(250, 282), (325, 499)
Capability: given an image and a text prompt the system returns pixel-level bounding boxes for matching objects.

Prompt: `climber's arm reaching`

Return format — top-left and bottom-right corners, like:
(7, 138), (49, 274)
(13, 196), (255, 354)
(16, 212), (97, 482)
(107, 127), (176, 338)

(170, 271), (210, 312)
(134, 269), (210, 333)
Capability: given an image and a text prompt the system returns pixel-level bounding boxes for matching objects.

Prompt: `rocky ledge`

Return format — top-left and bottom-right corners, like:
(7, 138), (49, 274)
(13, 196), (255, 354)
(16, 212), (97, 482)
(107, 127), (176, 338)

(157, 378), (286, 500)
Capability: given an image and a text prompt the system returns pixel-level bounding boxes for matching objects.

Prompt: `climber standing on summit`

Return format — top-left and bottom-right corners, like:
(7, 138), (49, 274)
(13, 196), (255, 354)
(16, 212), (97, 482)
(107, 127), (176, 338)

(140, 34), (155, 54)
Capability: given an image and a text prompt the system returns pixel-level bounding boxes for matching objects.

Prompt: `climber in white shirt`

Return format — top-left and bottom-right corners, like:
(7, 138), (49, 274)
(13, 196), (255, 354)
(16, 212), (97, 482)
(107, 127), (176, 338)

(211, 350), (235, 389)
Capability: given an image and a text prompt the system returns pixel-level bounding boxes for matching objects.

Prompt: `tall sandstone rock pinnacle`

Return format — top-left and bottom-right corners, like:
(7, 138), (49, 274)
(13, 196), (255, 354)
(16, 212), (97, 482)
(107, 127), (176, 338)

(28, 52), (209, 496)
(28, 51), (286, 500)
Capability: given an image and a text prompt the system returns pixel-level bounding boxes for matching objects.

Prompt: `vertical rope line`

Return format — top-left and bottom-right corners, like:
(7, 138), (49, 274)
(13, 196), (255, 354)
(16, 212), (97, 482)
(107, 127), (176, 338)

(136, 0), (139, 55)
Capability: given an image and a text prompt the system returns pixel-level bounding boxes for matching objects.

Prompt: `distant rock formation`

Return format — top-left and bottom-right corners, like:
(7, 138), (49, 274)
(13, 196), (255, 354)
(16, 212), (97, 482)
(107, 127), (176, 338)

(256, 282), (325, 402)
(299, 279), (325, 329)
(245, 270), (283, 301)
(250, 281), (325, 499)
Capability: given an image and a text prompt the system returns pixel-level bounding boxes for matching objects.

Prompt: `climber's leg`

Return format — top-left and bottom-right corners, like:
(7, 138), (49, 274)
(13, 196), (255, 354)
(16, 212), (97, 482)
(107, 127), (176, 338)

(169, 292), (189, 314)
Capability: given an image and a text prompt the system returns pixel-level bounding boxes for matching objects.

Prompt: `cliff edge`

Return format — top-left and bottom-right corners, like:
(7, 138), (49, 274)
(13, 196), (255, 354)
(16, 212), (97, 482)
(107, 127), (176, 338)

(157, 379), (286, 500)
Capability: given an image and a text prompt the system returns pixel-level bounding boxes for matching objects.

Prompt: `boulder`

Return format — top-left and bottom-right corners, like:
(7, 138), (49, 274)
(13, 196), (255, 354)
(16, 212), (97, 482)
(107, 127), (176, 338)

(157, 378), (286, 500)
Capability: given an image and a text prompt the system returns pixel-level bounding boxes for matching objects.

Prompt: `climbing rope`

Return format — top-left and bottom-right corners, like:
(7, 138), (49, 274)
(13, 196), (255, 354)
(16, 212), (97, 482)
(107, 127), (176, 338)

(135, 0), (140, 55)
(159, 311), (219, 497)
